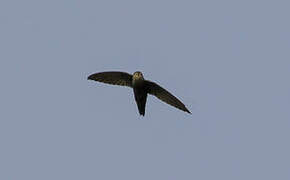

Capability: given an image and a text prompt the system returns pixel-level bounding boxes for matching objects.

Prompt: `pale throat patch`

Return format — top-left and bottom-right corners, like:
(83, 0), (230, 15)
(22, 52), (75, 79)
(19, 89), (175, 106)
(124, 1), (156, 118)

(133, 72), (144, 79)
(132, 72), (144, 86)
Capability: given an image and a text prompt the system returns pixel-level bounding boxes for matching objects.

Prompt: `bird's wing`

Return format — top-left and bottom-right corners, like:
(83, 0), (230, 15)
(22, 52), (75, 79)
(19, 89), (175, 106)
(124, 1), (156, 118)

(145, 80), (191, 114)
(88, 71), (133, 87)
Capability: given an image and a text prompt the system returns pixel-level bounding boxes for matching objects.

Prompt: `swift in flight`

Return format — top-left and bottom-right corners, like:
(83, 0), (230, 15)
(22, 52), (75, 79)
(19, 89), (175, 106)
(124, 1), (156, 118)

(88, 71), (191, 116)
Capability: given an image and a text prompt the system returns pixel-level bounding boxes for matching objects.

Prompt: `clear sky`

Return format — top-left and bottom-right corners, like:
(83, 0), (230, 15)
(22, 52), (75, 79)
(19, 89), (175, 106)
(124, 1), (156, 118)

(1, 0), (289, 179)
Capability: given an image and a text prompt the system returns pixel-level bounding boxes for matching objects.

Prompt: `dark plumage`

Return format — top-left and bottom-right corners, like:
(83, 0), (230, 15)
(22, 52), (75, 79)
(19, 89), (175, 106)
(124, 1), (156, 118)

(88, 71), (191, 116)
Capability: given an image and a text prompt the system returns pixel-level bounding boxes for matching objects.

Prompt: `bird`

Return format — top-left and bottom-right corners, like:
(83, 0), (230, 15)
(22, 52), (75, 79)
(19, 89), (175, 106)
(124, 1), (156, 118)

(87, 71), (191, 116)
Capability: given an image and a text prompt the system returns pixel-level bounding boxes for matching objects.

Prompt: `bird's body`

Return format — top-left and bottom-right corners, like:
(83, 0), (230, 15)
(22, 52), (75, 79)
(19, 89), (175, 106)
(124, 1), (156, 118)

(133, 86), (147, 116)
(88, 71), (191, 116)
(132, 72), (147, 115)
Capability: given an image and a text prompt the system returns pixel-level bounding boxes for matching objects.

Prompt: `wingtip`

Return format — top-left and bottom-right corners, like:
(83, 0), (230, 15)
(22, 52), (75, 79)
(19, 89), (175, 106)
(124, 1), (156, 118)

(87, 75), (93, 80)
(185, 108), (192, 114)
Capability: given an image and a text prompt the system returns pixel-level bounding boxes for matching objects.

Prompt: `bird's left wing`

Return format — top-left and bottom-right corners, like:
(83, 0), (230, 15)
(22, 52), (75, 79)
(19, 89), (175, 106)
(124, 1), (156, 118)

(88, 71), (133, 87)
(145, 80), (191, 114)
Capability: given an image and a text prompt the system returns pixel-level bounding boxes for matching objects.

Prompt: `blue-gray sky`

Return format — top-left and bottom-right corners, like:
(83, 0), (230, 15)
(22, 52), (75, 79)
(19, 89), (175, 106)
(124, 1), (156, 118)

(1, 0), (290, 179)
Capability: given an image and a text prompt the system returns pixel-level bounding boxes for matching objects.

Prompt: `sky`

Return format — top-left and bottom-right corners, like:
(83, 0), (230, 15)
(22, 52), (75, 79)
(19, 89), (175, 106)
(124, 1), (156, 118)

(0, 0), (290, 179)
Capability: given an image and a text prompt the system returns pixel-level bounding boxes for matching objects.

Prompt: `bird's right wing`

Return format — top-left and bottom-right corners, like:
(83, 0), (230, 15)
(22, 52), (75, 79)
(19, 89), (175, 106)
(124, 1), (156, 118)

(145, 80), (191, 114)
(88, 71), (133, 87)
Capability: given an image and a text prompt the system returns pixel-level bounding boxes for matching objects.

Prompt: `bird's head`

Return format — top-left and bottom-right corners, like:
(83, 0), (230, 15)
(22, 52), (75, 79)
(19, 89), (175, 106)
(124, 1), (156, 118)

(133, 71), (144, 80)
